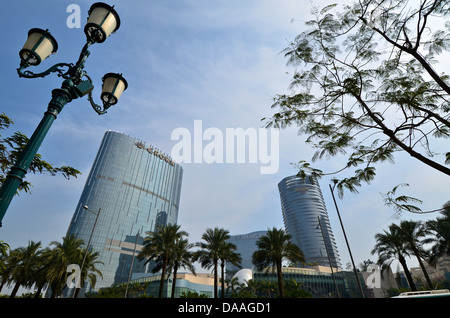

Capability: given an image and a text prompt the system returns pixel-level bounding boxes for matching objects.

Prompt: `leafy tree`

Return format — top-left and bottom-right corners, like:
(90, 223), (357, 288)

(371, 224), (417, 291)
(382, 183), (449, 217)
(225, 276), (246, 297)
(257, 279), (278, 298)
(126, 281), (148, 298)
(138, 224), (188, 298)
(234, 279), (259, 298)
(252, 227), (305, 298)
(86, 283), (127, 298)
(358, 259), (375, 271)
(0, 113), (81, 195)
(284, 279), (313, 298)
(193, 227), (231, 298)
(180, 291), (208, 298)
(265, 0), (450, 198)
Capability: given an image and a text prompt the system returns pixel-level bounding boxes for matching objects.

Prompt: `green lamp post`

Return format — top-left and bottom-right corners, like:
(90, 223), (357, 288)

(0, 3), (128, 227)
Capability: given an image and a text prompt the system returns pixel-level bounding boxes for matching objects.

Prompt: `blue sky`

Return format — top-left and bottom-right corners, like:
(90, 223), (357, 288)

(1, 0), (449, 284)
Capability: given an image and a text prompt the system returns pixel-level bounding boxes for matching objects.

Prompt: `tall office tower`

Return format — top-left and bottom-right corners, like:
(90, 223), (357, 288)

(64, 131), (183, 295)
(278, 175), (341, 268)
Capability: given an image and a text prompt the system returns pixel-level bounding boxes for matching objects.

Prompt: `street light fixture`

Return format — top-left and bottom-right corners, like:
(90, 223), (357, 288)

(0, 2), (127, 227)
(19, 28), (58, 66)
(85, 2), (121, 43)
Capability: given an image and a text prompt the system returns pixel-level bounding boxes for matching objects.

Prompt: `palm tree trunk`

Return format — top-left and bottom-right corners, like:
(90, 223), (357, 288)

(276, 261), (285, 298)
(398, 255), (417, 291)
(214, 260), (218, 298)
(159, 257), (169, 298)
(50, 286), (57, 298)
(412, 247), (433, 289)
(34, 284), (44, 298)
(171, 266), (178, 298)
(221, 260), (225, 298)
(9, 280), (22, 298)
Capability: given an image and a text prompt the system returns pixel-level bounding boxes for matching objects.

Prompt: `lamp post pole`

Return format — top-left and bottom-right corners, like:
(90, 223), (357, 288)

(317, 215), (341, 298)
(0, 3), (127, 227)
(329, 184), (365, 298)
(0, 89), (72, 226)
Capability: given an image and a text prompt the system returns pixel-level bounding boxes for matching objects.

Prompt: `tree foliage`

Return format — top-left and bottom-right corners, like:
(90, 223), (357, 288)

(426, 202), (450, 264)
(265, 0), (450, 197)
(0, 113), (81, 194)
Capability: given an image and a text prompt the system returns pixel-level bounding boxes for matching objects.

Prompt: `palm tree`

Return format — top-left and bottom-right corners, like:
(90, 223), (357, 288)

(138, 224), (188, 298)
(225, 276), (246, 296)
(0, 249), (15, 294)
(252, 227), (305, 298)
(393, 220), (433, 289)
(193, 227), (231, 298)
(242, 279), (259, 297)
(426, 203), (450, 266)
(127, 281), (147, 298)
(7, 240), (42, 298)
(371, 224), (417, 291)
(0, 241), (13, 293)
(258, 280), (277, 298)
(219, 242), (241, 298)
(30, 247), (53, 298)
(46, 235), (84, 297)
(169, 238), (196, 298)
(73, 248), (103, 298)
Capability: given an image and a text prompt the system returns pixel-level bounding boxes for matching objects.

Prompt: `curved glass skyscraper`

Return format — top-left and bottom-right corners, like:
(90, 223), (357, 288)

(278, 175), (341, 268)
(65, 131), (183, 295)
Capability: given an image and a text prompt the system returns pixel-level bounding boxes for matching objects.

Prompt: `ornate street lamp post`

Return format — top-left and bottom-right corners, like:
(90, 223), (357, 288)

(0, 3), (127, 227)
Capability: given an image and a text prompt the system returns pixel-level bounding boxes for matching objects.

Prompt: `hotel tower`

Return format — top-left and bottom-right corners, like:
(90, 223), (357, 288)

(64, 131), (183, 295)
(278, 175), (341, 268)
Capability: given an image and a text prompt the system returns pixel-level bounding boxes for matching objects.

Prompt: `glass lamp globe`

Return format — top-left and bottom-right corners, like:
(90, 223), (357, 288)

(19, 28), (58, 66)
(101, 73), (128, 105)
(84, 2), (121, 43)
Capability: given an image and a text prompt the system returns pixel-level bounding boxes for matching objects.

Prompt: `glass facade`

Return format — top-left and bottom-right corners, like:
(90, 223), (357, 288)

(64, 131), (183, 296)
(227, 231), (267, 276)
(253, 267), (360, 298)
(278, 175), (341, 268)
(132, 273), (214, 298)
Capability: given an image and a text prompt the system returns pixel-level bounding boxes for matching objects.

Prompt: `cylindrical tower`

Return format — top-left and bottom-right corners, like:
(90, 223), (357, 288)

(278, 175), (341, 268)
